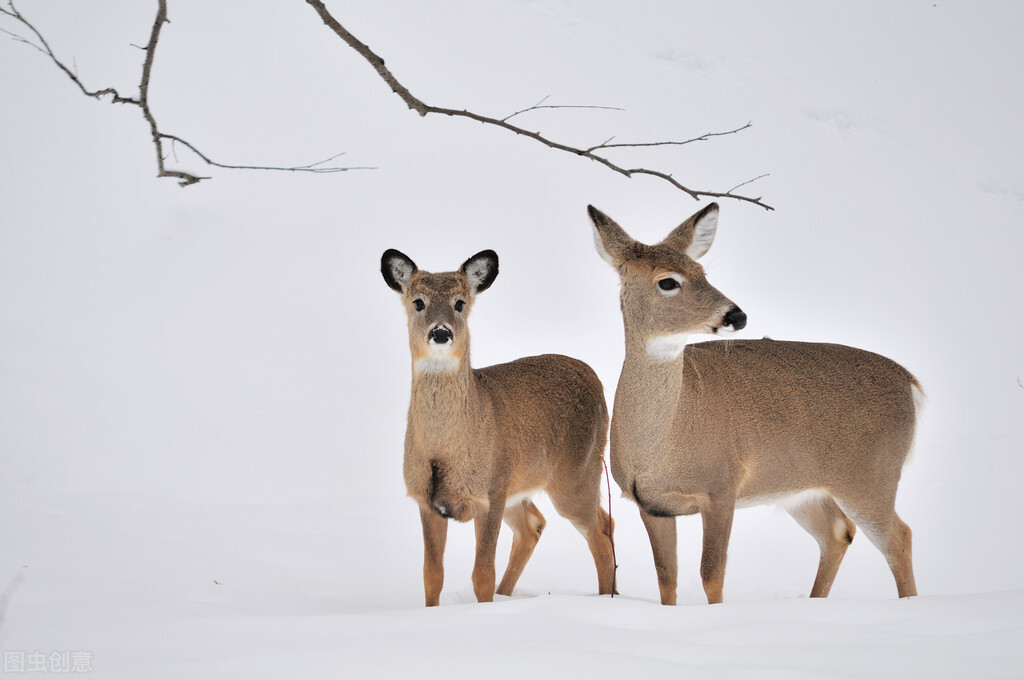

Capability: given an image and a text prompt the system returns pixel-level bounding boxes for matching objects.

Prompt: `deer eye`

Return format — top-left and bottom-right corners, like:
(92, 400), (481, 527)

(657, 278), (680, 291)
(454, 300), (465, 313)
(413, 299), (426, 311)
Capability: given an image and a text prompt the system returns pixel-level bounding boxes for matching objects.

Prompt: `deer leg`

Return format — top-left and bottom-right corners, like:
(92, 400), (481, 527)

(472, 495), (506, 602)
(886, 513), (917, 597)
(548, 479), (617, 596)
(585, 506), (617, 596)
(835, 497), (917, 598)
(419, 505), (449, 607)
(862, 515), (916, 598)
(699, 498), (735, 605)
(639, 508), (678, 605)
(496, 500), (545, 596)
(786, 494), (857, 597)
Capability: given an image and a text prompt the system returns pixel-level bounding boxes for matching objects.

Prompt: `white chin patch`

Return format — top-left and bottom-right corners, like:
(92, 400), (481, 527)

(715, 324), (740, 336)
(645, 333), (690, 362)
(414, 343), (459, 374)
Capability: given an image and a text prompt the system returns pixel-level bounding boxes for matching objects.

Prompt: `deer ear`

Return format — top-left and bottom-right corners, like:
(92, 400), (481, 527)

(588, 205), (635, 266)
(381, 249), (417, 294)
(460, 250), (499, 294)
(659, 203), (719, 260)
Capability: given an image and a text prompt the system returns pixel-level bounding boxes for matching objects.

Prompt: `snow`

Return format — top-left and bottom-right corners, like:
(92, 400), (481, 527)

(2, 1), (1023, 678)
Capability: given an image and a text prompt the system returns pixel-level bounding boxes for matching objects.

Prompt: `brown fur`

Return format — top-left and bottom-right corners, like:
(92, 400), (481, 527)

(382, 248), (616, 606)
(589, 204), (919, 604)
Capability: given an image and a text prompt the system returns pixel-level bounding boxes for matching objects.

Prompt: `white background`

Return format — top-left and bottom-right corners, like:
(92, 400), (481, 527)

(2, 1), (1022, 677)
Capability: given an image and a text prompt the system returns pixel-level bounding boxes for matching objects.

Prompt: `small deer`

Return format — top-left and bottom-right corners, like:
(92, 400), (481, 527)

(381, 248), (616, 606)
(588, 203), (920, 605)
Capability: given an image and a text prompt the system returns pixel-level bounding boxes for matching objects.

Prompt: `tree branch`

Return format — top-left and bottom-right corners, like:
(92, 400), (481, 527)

(136, 0), (205, 186)
(0, 3), (136, 104)
(304, 0), (772, 210)
(3, 0), (772, 206)
(501, 95), (625, 123)
(1, 0), (364, 186)
(585, 122), (754, 153)
(163, 135), (372, 174)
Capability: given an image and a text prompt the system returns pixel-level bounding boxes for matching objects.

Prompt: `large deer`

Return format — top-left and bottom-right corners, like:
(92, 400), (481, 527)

(381, 248), (616, 606)
(588, 204), (920, 605)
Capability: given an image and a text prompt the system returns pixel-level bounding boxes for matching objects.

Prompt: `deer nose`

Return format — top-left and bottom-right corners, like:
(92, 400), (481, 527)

(724, 307), (747, 331)
(429, 326), (452, 344)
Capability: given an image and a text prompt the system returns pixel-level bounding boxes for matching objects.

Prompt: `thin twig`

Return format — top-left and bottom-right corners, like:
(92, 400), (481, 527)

(303, 0), (773, 210)
(163, 136), (375, 173)
(1, 2), (136, 104)
(502, 95), (625, 123)
(1, 0), (363, 186)
(586, 122), (754, 152)
(0, 24), (41, 51)
(726, 173), (770, 195)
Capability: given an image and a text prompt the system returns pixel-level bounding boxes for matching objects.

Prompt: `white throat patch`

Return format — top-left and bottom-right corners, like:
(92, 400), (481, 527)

(414, 342), (460, 374)
(415, 357), (460, 374)
(645, 333), (690, 362)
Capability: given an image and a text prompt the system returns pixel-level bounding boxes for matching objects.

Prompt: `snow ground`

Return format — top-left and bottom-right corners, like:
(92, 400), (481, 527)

(2, 1), (1023, 678)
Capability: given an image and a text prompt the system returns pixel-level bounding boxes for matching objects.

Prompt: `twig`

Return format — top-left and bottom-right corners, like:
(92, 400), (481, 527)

(585, 122), (754, 152)
(726, 173), (770, 195)
(1, 2), (136, 104)
(303, 0), (773, 210)
(501, 95), (625, 123)
(1, 0), (363, 186)
(162, 136), (375, 173)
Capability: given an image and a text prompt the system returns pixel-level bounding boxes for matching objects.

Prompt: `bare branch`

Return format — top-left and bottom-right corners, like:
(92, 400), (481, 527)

(1, 0), (363, 186)
(132, 0), (204, 186)
(726, 173), (770, 195)
(585, 122), (754, 153)
(302, 0), (429, 116)
(1, 1), (135, 104)
(4, 0), (771, 205)
(501, 95), (625, 123)
(0, 23), (43, 52)
(163, 136), (375, 174)
(303, 0), (773, 210)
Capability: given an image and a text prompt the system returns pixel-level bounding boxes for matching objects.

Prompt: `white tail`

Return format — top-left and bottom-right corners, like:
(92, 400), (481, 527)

(382, 248), (616, 606)
(589, 204), (920, 605)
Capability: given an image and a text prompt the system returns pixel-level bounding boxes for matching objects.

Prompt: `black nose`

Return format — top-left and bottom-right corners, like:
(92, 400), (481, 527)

(429, 326), (452, 344)
(724, 307), (747, 331)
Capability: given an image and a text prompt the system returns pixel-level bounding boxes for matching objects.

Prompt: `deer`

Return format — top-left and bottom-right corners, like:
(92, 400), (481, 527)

(588, 203), (921, 605)
(381, 248), (616, 606)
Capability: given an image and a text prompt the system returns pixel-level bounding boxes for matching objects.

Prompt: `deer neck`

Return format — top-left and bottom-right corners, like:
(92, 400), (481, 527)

(613, 330), (688, 451)
(408, 353), (480, 453)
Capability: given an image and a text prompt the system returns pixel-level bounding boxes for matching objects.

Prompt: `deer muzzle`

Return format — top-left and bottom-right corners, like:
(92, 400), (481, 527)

(429, 325), (453, 344)
(723, 307), (747, 331)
